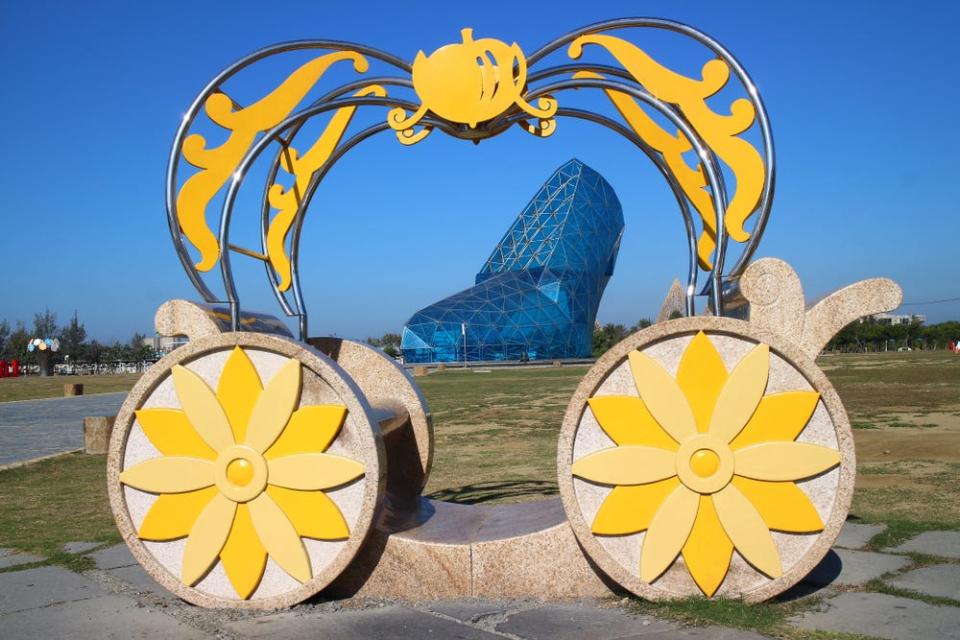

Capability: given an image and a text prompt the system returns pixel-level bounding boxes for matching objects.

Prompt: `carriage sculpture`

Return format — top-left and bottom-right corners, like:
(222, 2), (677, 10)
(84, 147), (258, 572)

(107, 18), (902, 607)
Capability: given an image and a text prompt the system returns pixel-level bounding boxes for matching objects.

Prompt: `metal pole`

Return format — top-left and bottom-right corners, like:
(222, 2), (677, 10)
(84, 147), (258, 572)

(462, 323), (467, 369)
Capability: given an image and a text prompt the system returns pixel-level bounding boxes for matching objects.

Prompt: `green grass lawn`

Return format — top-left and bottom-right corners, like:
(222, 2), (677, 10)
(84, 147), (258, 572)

(0, 453), (119, 572)
(0, 373), (141, 402)
(419, 365), (587, 503)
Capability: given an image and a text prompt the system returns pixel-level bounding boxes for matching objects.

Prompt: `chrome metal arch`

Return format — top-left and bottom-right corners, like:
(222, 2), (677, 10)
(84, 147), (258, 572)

(165, 18), (774, 338)
(218, 77), (723, 336)
(527, 17), (776, 281)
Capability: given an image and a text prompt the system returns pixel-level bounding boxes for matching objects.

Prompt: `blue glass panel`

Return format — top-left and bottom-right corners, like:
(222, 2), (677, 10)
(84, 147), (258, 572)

(400, 159), (625, 363)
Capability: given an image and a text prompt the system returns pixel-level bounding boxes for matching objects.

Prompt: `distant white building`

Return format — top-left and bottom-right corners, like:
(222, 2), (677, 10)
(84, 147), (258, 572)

(866, 313), (925, 326)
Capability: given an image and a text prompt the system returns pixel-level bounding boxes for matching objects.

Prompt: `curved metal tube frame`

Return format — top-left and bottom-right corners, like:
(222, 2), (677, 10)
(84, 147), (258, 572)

(257, 77), (416, 317)
(522, 78), (726, 314)
(166, 18), (773, 337)
(215, 95), (424, 329)
(165, 40), (411, 303)
(527, 17), (775, 281)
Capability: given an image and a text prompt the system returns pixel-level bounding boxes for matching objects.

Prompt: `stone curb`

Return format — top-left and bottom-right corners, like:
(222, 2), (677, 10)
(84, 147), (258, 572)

(0, 448), (84, 472)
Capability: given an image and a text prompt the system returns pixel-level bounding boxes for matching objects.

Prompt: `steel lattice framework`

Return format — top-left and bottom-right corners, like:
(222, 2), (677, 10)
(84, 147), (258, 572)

(402, 159), (623, 363)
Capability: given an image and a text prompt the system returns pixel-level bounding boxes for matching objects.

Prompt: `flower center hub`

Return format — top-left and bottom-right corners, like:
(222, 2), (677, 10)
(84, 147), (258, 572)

(215, 445), (268, 503)
(690, 449), (720, 478)
(226, 458), (254, 486)
(676, 435), (734, 494)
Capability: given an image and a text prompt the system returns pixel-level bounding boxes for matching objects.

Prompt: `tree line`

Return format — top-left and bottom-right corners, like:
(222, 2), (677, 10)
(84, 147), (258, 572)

(592, 318), (656, 356)
(591, 315), (960, 356)
(825, 317), (960, 352)
(0, 309), (155, 364)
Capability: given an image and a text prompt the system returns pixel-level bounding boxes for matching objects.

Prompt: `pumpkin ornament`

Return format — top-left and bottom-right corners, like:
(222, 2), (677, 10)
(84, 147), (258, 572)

(388, 28), (557, 144)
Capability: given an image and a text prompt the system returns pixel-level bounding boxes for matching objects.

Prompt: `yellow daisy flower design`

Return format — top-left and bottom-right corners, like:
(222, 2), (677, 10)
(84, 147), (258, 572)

(572, 331), (839, 596)
(120, 346), (364, 599)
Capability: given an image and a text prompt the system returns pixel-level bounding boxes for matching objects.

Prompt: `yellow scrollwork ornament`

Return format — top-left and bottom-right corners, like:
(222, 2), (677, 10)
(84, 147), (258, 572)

(177, 51), (369, 271)
(569, 35), (765, 269)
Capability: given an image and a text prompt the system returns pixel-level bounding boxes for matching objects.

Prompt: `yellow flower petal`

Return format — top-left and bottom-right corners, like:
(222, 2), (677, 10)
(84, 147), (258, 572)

(135, 409), (217, 460)
(245, 358), (301, 453)
(217, 347), (262, 443)
(120, 457), (214, 494)
(571, 446), (677, 486)
(592, 477), (679, 535)
(171, 364), (234, 453)
(732, 477), (824, 533)
(712, 483), (782, 578)
(248, 492), (312, 583)
(267, 453), (365, 490)
(682, 495), (733, 597)
(138, 486), (218, 541)
(264, 405), (347, 461)
(708, 344), (769, 444)
(729, 391), (821, 450)
(219, 504), (267, 599)
(181, 493), (237, 586)
(627, 351), (697, 443)
(267, 485), (350, 540)
(640, 484), (699, 583)
(734, 442), (840, 482)
(587, 396), (678, 450)
(676, 332), (728, 433)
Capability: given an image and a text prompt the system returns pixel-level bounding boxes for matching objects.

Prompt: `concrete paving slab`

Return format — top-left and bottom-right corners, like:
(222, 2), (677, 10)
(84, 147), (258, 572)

(63, 541), (100, 554)
(495, 604), (675, 639)
(790, 592), (960, 639)
(802, 548), (910, 587)
(0, 550), (44, 569)
(887, 564), (960, 601)
(892, 531), (960, 559)
(225, 606), (502, 639)
(0, 566), (107, 614)
(0, 392), (125, 465)
(0, 594), (212, 639)
(91, 544), (137, 569)
(108, 563), (172, 597)
(427, 598), (508, 622)
(836, 522), (887, 549)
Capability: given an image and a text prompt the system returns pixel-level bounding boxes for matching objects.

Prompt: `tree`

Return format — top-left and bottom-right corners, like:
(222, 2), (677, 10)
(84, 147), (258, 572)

(32, 308), (58, 339)
(367, 332), (402, 357)
(84, 340), (103, 365)
(60, 311), (87, 361)
(129, 333), (155, 361)
(0, 320), (9, 357)
(592, 323), (629, 357)
(5, 322), (30, 361)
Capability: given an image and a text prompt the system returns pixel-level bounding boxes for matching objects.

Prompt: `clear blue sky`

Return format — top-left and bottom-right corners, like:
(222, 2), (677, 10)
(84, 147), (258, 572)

(1, 1), (957, 342)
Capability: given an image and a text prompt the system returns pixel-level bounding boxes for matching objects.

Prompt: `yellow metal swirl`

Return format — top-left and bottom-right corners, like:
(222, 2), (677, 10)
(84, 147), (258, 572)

(569, 35), (764, 270)
(177, 51), (369, 271)
(266, 84), (386, 291)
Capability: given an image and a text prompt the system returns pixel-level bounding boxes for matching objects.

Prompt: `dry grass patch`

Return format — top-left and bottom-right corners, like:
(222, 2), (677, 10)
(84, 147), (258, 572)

(0, 374), (141, 402)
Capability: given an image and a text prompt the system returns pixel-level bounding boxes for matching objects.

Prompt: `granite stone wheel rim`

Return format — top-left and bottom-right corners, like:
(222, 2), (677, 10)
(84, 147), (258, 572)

(557, 317), (855, 602)
(107, 332), (385, 609)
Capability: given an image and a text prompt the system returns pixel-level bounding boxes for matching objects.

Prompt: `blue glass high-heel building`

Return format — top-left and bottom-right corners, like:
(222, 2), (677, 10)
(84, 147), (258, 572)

(401, 159), (625, 363)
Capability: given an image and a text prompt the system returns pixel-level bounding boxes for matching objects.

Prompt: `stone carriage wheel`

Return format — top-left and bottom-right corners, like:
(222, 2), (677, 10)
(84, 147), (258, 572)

(107, 332), (385, 609)
(558, 317), (855, 602)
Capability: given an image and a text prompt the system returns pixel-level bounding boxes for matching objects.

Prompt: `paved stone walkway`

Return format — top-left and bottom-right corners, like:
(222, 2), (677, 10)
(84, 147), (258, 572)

(0, 524), (957, 639)
(0, 392), (125, 465)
